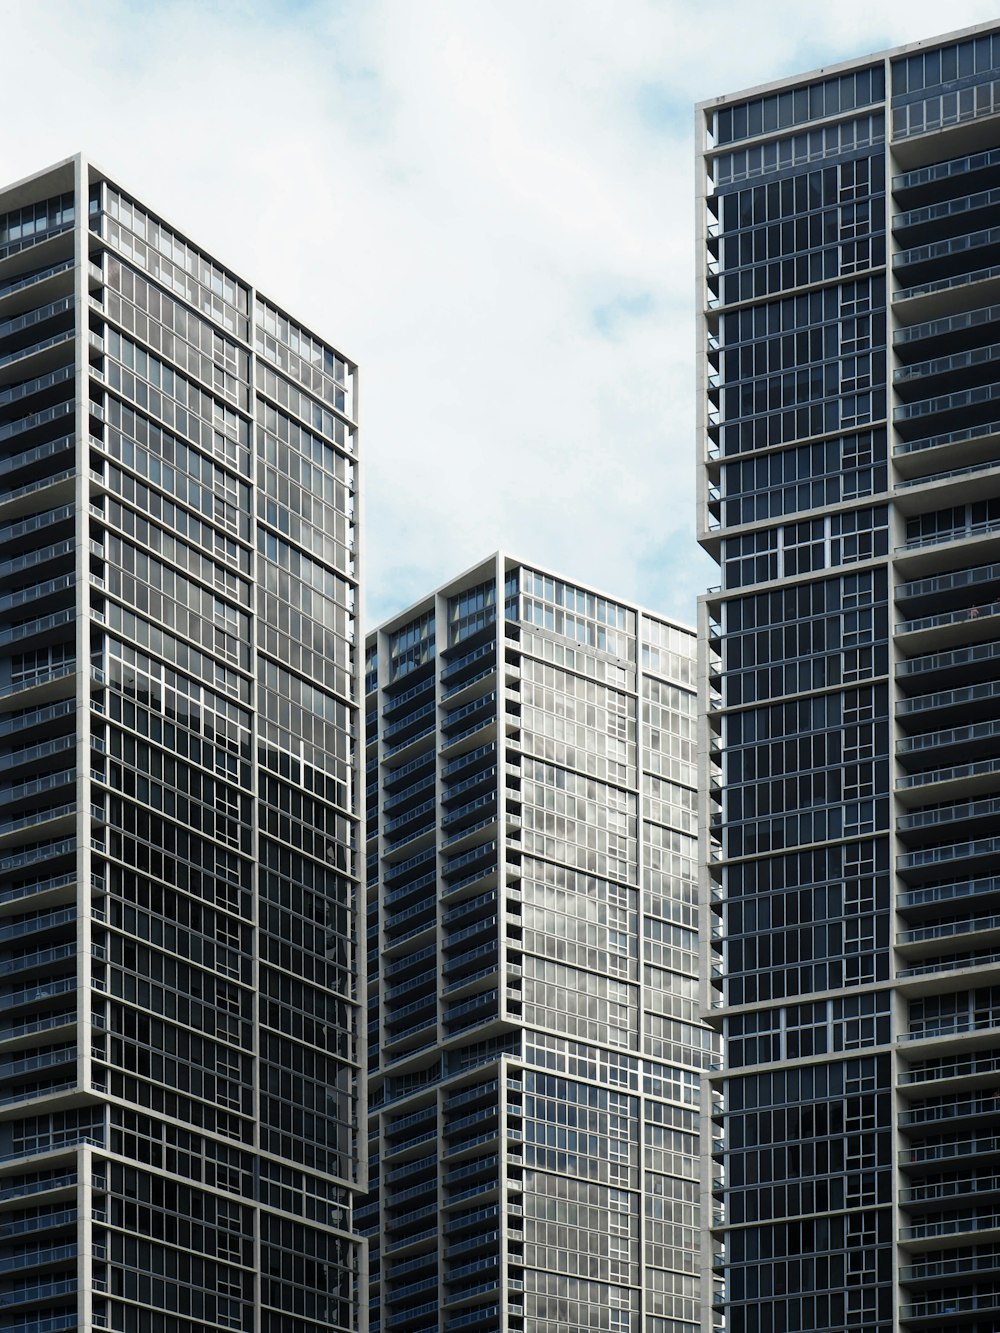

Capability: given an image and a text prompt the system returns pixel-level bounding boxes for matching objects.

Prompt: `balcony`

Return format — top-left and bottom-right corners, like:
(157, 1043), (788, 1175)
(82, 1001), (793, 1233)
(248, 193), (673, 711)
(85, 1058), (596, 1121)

(0, 906), (75, 950)
(0, 727), (75, 776)
(442, 795), (496, 836)
(381, 677), (435, 722)
(900, 1209), (1000, 1244)
(442, 742), (496, 781)
(0, 368), (75, 426)
(444, 989), (498, 1034)
(898, 638), (1000, 691)
(0, 800), (76, 845)
(898, 835), (1000, 883)
(442, 663), (496, 703)
(904, 1046), (1000, 1087)
(0, 767), (75, 813)
(894, 184), (1000, 248)
(382, 722), (436, 761)
(382, 1017), (438, 1059)
(382, 799), (436, 845)
(442, 1147), (498, 1183)
(895, 340), (1000, 402)
(0, 436), (75, 495)
(440, 641), (495, 688)
(893, 418), (1000, 487)
(899, 761), (1000, 814)
(444, 915), (497, 955)
(384, 1152), (437, 1190)
(0, 257), (74, 312)
(0, 871), (76, 917)
(382, 844), (436, 886)
(898, 912), (1000, 951)
(895, 387), (1000, 464)
(0, 397), (74, 449)
(383, 988), (437, 1032)
(443, 1078), (500, 1114)
(0, 941), (76, 984)
(0, 539), (73, 591)
(0, 1275), (77, 1312)
(443, 888), (496, 929)
(382, 773), (436, 819)
(443, 962), (500, 997)
(0, 468), (75, 526)
(383, 942), (437, 982)
(895, 225), (1000, 288)
(443, 691), (496, 732)
(383, 747), (435, 793)
(442, 765), (496, 807)
(897, 678), (1000, 730)
(0, 607), (75, 653)
(895, 255), (1000, 309)
(898, 793), (1000, 842)
(382, 700), (436, 746)
(898, 945), (1000, 981)
(0, 1010), (77, 1053)
(443, 836), (495, 875)
(382, 901), (437, 949)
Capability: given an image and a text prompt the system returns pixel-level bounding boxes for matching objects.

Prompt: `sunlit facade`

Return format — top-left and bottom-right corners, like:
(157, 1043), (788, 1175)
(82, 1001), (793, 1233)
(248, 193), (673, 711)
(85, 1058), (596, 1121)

(363, 554), (710, 1333)
(699, 21), (1000, 1333)
(0, 154), (364, 1332)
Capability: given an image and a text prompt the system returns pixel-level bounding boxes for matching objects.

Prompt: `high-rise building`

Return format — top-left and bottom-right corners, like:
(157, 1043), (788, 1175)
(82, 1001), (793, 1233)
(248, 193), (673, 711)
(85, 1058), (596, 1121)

(698, 20), (1000, 1333)
(0, 155), (363, 1333)
(362, 554), (710, 1333)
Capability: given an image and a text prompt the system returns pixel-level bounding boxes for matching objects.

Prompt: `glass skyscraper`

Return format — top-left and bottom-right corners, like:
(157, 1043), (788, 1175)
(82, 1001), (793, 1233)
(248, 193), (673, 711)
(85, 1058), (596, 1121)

(362, 554), (710, 1333)
(0, 155), (363, 1332)
(700, 20), (1000, 1333)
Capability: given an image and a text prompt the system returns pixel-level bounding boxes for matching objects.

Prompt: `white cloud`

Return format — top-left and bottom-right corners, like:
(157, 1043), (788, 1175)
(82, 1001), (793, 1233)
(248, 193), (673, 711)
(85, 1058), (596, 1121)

(3, 0), (997, 625)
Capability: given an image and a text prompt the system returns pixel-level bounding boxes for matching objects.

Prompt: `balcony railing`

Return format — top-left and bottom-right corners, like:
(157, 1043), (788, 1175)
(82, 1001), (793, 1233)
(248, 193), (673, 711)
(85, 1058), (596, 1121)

(0, 905), (76, 945)
(0, 735), (74, 775)
(0, 363), (75, 409)
(899, 913), (1000, 945)
(0, 294), (73, 340)
(898, 756), (1000, 791)
(898, 717), (1000, 756)
(895, 224), (1000, 275)
(0, 769), (75, 808)
(0, 434), (74, 482)
(900, 1209), (1000, 1241)
(897, 597), (1000, 635)
(898, 794), (1000, 834)
(442, 742), (495, 780)
(0, 801), (75, 839)
(0, 399), (73, 446)
(899, 945), (1000, 979)
(0, 608), (75, 648)
(0, 573), (74, 616)
(0, 871), (75, 911)
(0, 942), (76, 980)
(896, 259), (1000, 303)
(0, 257), (74, 301)
(898, 835), (1000, 872)
(897, 678), (1000, 716)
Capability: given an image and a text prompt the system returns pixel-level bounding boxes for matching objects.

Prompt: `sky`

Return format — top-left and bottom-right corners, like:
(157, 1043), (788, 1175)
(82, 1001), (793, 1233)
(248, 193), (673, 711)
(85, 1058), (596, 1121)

(4, 0), (998, 628)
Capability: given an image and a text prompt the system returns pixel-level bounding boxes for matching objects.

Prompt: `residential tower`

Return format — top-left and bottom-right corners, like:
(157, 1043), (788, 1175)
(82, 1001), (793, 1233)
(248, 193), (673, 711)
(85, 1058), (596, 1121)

(363, 554), (709, 1333)
(0, 155), (364, 1332)
(699, 20), (1000, 1333)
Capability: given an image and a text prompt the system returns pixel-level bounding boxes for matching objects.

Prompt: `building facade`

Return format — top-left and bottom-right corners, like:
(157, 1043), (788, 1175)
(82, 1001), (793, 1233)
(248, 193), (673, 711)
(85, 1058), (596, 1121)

(699, 21), (1000, 1333)
(362, 554), (710, 1333)
(0, 156), (364, 1332)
